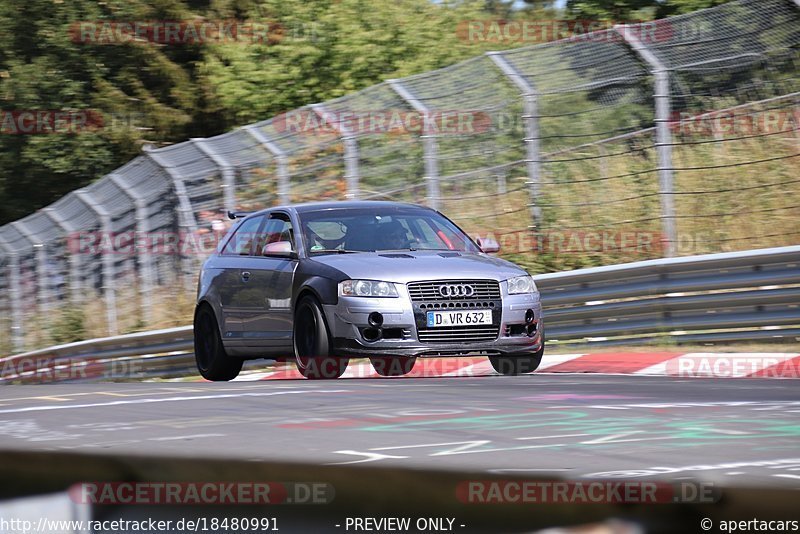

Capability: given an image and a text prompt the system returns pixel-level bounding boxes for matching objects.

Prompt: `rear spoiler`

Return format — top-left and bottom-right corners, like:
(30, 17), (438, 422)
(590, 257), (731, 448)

(227, 210), (253, 220)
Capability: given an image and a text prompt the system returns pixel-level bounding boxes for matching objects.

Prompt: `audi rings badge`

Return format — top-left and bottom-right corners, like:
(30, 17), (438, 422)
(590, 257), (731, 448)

(438, 284), (475, 298)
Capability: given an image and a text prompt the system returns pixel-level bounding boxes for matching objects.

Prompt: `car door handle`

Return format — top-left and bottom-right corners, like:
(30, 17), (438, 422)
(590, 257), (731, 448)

(241, 271), (251, 282)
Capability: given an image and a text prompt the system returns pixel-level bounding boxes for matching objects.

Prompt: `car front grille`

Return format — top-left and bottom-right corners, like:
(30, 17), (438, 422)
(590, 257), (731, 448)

(409, 280), (502, 344)
(407, 280), (501, 302)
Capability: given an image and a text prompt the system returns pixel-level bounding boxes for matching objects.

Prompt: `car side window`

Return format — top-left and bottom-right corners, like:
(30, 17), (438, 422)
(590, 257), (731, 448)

(255, 213), (295, 256)
(221, 216), (265, 256)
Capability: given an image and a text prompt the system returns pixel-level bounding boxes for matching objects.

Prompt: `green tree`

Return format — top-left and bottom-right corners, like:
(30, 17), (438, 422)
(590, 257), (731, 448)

(564, 0), (658, 20)
(0, 0), (220, 224)
(200, 0), (518, 124)
(564, 0), (733, 20)
(654, 0), (733, 17)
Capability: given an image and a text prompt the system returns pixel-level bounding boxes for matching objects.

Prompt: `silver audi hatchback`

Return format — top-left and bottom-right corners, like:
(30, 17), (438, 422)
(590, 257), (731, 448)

(193, 201), (544, 380)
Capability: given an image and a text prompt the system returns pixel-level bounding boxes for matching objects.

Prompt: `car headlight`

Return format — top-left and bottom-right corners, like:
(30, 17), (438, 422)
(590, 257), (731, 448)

(507, 275), (538, 295)
(339, 279), (399, 298)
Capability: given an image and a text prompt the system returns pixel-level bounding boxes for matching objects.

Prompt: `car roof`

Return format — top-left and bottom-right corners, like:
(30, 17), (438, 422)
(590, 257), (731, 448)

(249, 200), (435, 216)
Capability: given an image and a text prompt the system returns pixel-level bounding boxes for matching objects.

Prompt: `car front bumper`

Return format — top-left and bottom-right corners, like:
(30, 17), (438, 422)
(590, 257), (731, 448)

(322, 283), (544, 359)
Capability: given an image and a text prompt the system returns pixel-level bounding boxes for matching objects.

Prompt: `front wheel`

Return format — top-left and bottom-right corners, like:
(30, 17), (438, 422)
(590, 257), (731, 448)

(488, 346), (544, 376)
(194, 305), (243, 381)
(370, 356), (417, 377)
(294, 296), (349, 379)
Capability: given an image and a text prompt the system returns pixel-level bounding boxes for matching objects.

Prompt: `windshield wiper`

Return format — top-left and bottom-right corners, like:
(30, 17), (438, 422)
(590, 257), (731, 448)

(308, 249), (360, 254)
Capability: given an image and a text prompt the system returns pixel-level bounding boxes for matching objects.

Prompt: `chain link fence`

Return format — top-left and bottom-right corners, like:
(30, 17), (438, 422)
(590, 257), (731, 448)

(1, 0), (798, 353)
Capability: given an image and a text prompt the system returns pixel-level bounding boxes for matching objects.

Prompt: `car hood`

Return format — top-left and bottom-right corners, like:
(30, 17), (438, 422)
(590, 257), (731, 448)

(308, 251), (527, 283)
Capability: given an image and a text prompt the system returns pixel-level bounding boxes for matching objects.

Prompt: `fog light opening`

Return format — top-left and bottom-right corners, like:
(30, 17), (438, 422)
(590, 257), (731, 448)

(525, 309), (535, 324)
(363, 327), (382, 342)
(368, 312), (384, 327)
(526, 322), (537, 337)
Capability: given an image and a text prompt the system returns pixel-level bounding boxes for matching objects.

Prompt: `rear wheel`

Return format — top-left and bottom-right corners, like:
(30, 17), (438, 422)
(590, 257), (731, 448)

(489, 346), (544, 376)
(194, 305), (243, 381)
(370, 356), (417, 377)
(294, 295), (348, 379)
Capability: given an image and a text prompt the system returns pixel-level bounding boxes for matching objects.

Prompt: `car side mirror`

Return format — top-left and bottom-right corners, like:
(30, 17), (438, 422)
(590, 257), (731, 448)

(477, 237), (500, 254)
(262, 241), (297, 258)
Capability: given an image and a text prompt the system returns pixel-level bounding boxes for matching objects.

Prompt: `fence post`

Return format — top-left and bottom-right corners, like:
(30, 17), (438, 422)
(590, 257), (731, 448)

(0, 238), (24, 353)
(486, 52), (543, 233)
(74, 190), (118, 335)
(310, 104), (361, 200)
(616, 24), (677, 257)
(108, 173), (154, 325)
(243, 126), (291, 204)
(387, 79), (440, 210)
(144, 150), (200, 290)
(192, 139), (237, 213)
(43, 208), (83, 306)
(11, 221), (51, 325)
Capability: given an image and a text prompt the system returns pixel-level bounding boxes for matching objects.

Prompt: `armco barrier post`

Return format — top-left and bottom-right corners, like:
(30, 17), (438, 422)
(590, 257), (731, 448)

(43, 207), (82, 305)
(243, 125), (291, 204)
(310, 104), (361, 200)
(144, 149), (201, 293)
(108, 173), (154, 325)
(616, 24), (677, 258)
(11, 221), (51, 322)
(387, 79), (441, 211)
(486, 51), (543, 235)
(192, 138), (237, 213)
(75, 189), (118, 336)
(0, 238), (24, 353)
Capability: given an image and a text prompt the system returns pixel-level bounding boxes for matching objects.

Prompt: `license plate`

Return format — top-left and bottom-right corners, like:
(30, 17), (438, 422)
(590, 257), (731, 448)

(426, 309), (492, 327)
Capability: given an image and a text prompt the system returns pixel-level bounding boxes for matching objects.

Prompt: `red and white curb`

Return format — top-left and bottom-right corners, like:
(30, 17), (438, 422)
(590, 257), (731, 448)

(230, 352), (800, 381)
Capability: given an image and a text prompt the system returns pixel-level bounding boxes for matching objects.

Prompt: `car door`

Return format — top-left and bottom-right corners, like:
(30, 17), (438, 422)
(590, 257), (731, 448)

(246, 211), (297, 351)
(216, 214), (266, 340)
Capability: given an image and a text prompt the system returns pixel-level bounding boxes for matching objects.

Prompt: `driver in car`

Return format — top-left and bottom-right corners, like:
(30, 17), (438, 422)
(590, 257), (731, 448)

(379, 221), (411, 250)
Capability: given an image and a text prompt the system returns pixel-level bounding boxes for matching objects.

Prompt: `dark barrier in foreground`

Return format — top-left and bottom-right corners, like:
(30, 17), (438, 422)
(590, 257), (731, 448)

(0, 450), (798, 533)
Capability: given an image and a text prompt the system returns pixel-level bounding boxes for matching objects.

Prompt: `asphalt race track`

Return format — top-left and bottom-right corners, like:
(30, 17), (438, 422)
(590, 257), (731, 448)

(0, 373), (799, 489)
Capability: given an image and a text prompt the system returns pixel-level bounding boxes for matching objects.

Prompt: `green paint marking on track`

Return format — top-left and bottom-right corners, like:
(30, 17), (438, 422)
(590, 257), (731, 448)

(360, 410), (800, 445)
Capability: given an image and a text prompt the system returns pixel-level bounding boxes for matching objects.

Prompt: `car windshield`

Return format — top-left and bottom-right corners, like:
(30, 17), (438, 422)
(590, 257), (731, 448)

(299, 206), (481, 254)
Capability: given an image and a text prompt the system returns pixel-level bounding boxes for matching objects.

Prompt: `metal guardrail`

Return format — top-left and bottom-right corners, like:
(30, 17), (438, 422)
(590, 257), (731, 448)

(1, 245), (798, 383)
(0, 326), (194, 384)
(537, 245), (800, 345)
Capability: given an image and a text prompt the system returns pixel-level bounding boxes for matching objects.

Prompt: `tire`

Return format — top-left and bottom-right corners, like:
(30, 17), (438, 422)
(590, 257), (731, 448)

(293, 295), (349, 379)
(370, 356), (417, 377)
(194, 305), (243, 381)
(488, 346), (544, 376)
